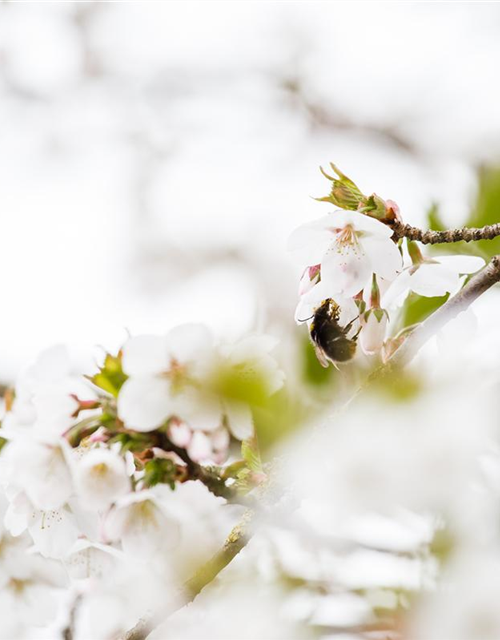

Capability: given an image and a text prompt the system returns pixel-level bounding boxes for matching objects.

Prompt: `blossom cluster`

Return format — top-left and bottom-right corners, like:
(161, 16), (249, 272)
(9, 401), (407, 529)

(288, 164), (485, 363)
(0, 326), (283, 637)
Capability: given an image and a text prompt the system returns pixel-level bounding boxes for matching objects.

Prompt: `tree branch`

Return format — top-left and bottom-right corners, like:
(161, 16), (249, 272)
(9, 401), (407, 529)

(123, 510), (254, 640)
(374, 254), (500, 378)
(391, 220), (500, 245)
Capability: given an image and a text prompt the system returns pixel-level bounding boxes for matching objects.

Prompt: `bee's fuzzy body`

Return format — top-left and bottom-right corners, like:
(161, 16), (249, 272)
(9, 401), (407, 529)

(309, 299), (358, 367)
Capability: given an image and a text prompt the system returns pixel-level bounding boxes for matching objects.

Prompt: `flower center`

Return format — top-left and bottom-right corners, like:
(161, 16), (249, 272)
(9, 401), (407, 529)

(335, 224), (358, 249)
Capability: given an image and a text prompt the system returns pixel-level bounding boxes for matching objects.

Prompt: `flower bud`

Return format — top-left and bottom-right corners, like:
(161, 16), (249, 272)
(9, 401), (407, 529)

(315, 163), (364, 210)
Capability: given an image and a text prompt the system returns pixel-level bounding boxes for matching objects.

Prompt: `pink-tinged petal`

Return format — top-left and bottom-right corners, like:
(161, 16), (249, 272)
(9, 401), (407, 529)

(211, 427), (230, 453)
(168, 420), (192, 448)
(435, 255), (485, 274)
(320, 242), (372, 297)
(165, 323), (213, 365)
(409, 263), (460, 297)
(298, 265), (321, 296)
(187, 432), (213, 462)
(225, 400), (253, 441)
(118, 376), (172, 432)
(362, 235), (403, 281)
(121, 335), (168, 377)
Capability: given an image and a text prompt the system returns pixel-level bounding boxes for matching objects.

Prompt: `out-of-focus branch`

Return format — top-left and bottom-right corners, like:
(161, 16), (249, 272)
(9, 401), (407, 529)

(374, 254), (500, 378)
(123, 510), (254, 640)
(391, 220), (500, 244)
(156, 433), (254, 506)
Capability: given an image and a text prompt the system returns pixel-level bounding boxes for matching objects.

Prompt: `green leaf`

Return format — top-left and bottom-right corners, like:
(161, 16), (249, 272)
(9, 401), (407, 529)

(401, 292), (449, 328)
(464, 165), (500, 259)
(302, 336), (336, 386)
(143, 458), (177, 489)
(427, 166), (500, 259)
(241, 437), (262, 473)
(91, 353), (128, 397)
(426, 202), (446, 231)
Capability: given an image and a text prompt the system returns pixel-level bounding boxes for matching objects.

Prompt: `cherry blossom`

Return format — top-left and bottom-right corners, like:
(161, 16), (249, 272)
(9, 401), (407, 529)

(288, 210), (402, 296)
(74, 448), (130, 511)
(105, 491), (180, 558)
(383, 253), (485, 307)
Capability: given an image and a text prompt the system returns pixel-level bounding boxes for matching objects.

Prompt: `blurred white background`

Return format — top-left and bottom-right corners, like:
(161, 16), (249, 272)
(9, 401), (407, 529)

(1, 1), (500, 380)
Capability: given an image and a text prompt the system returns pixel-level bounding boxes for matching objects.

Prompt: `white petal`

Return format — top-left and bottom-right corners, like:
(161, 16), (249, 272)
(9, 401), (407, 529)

(410, 264), (459, 297)
(28, 507), (79, 559)
(225, 400), (253, 441)
(121, 335), (168, 376)
(118, 376), (172, 432)
(321, 241), (372, 297)
(362, 235), (402, 281)
(75, 449), (130, 510)
(28, 344), (72, 385)
(435, 254), (485, 274)
(176, 390), (223, 432)
(224, 335), (279, 364)
(165, 323), (214, 365)
(381, 270), (414, 309)
(333, 210), (394, 238)
(287, 216), (336, 265)
(360, 313), (388, 356)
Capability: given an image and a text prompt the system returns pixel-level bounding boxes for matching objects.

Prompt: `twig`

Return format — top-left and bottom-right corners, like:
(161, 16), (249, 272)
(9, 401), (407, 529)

(373, 254), (500, 379)
(123, 510), (254, 640)
(156, 433), (252, 505)
(122, 256), (500, 640)
(391, 220), (500, 245)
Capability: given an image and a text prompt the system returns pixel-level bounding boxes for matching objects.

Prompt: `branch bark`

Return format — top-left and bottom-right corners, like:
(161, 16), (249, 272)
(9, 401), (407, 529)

(122, 256), (500, 640)
(373, 254), (500, 379)
(123, 510), (254, 640)
(391, 220), (500, 245)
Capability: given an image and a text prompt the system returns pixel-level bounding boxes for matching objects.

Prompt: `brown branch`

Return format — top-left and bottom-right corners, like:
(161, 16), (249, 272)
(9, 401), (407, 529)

(156, 433), (253, 506)
(123, 510), (254, 640)
(392, 220), (500, 245)
(373, 254), (500, 379)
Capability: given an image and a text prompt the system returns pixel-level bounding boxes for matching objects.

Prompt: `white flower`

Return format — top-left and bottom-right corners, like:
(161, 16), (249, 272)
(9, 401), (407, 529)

(105, 491), (179, 558)
(288, 211), (402, 296)
(1, 438), (73, 511)
(1, 344), (93, 442)
(118, 324), (215, 432)
(3, 490), (79, 559)
(383, 254), (485, 307)
(74, 449), (130, 511)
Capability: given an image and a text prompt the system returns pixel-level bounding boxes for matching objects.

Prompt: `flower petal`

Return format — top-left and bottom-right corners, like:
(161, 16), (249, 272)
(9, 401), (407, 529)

(381, 270), (414, 308)
(410, 263), (460, 297)
(121, 335), (168, 377)
(118, 376), (172, 432)
(333, 210), (394, 238)
(435, 255), (485, 274)
(225, 400), (253, 441)
(362, 235), (402, 281)
(320, 241), (372, 297)
(165, 323), (213, 365)
(287, 216), (336, 265)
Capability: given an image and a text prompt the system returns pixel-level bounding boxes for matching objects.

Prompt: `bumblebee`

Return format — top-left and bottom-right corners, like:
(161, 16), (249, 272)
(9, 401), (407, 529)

(309, 298), (359, 368)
